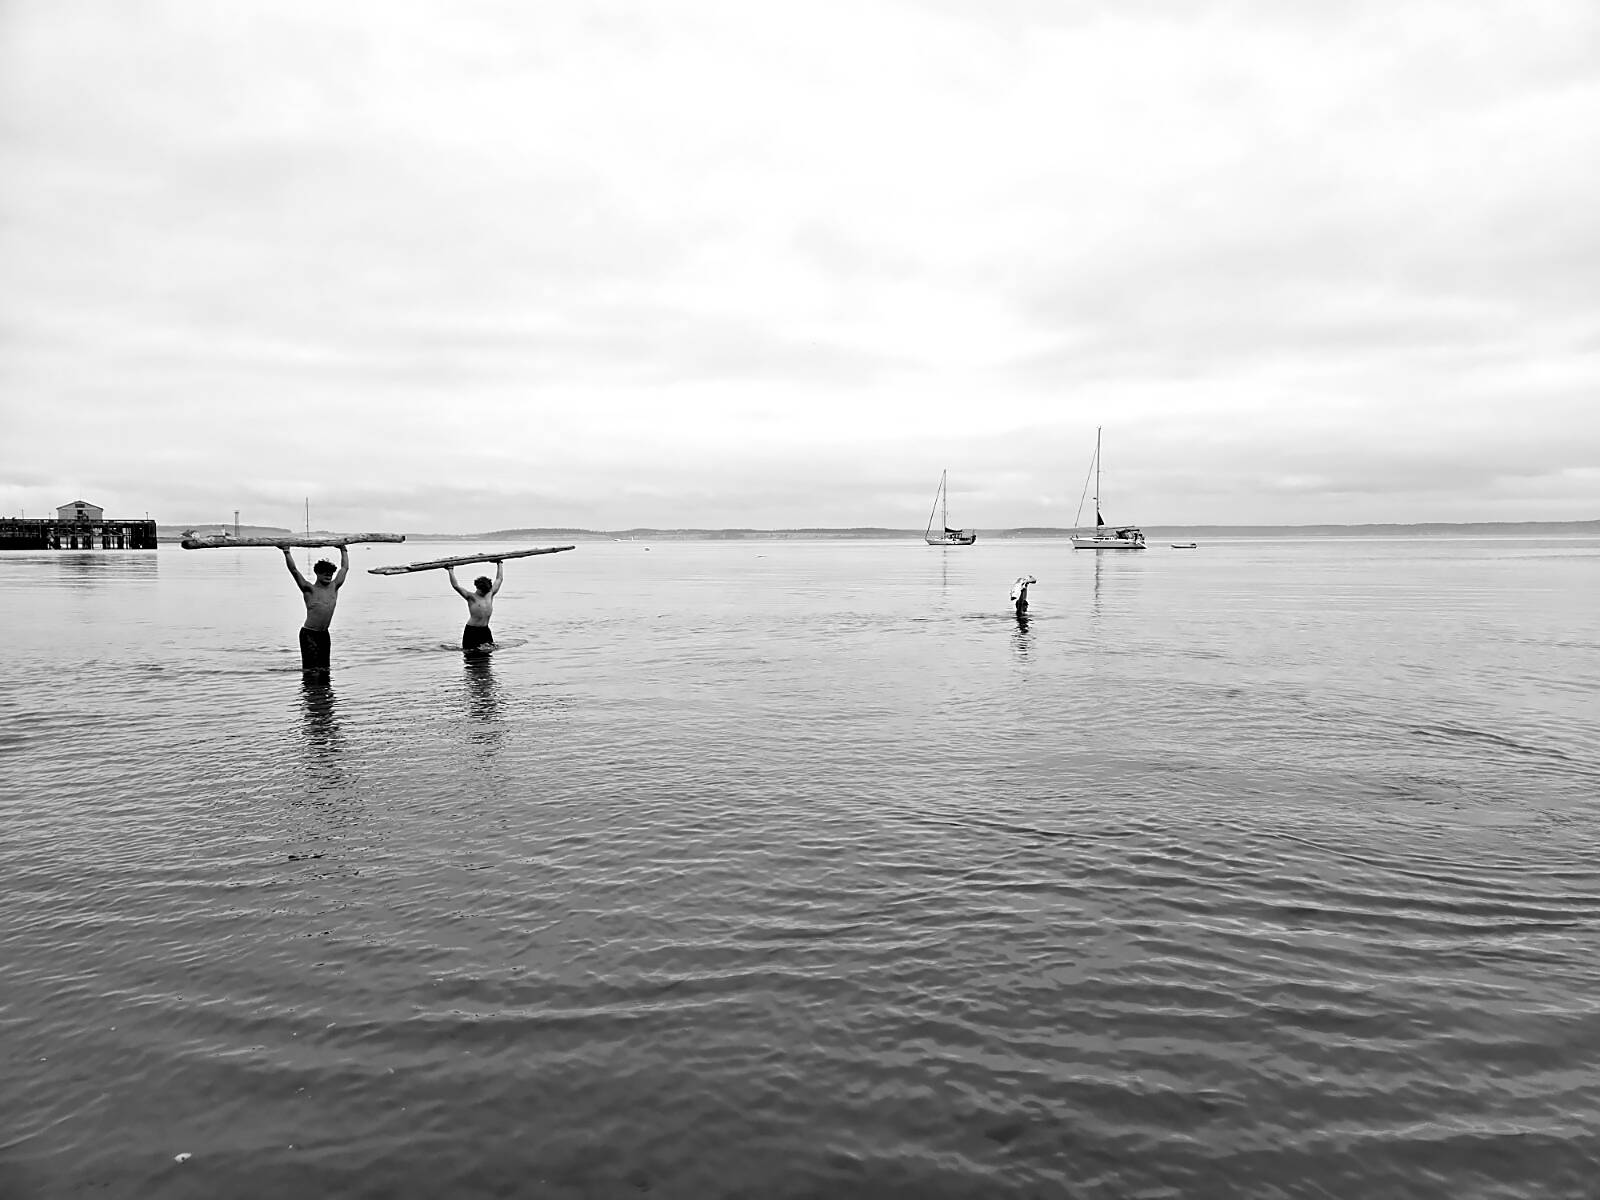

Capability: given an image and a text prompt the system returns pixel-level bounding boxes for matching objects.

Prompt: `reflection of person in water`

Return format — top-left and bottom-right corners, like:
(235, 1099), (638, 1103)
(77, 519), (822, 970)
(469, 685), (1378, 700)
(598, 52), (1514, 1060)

(299, 675), (344, 759)
(464, 651), (499, 716)
(448, 561), (502, 652)
(462, 651), (504, 754)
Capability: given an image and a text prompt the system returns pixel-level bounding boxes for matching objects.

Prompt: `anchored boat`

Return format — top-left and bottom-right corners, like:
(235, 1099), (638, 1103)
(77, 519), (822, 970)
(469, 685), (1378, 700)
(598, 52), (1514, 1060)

(924, 470), (977, 546)
(1070, 428), (1145, 550)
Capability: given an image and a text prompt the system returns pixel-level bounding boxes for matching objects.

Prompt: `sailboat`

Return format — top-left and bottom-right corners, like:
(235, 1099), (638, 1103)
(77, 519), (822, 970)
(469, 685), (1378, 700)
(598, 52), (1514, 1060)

(924, 470), (977, 546)
(1070, 428), (1145, 550)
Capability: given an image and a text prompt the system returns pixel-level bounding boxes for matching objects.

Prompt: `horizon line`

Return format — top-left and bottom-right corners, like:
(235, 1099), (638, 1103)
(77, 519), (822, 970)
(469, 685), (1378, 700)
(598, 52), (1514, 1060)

(159, 518), (1600, 538)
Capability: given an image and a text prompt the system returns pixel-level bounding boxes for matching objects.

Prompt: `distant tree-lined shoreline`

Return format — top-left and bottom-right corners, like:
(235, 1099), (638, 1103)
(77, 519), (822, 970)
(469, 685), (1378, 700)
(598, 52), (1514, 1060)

(158, 520), (1600, 543)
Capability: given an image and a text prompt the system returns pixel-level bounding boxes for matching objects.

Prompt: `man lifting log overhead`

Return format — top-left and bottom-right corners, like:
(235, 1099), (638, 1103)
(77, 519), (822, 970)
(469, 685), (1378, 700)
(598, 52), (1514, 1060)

(280, 545), (349, 674)
(365, 546), (573, 652)
(448, 561), (503, 652)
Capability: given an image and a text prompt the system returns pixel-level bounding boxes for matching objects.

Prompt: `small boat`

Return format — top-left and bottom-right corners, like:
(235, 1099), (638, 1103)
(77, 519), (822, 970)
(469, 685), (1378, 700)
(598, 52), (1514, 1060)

(924, 470), (977, 546)
(179, 527), (232, 545)
(1070, 428), (1145, 550)
(1171, 542), (1198, 549)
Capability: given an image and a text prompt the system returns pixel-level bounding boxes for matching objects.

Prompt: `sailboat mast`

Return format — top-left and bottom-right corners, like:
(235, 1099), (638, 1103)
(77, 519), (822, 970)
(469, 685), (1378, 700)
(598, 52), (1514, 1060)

(1094, 426), (1102, 522)
(941, 470), (948, 531)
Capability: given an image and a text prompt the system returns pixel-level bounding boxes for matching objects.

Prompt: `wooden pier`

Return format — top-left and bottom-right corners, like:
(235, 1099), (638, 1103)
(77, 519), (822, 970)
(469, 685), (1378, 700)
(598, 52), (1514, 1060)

(0, 517), (159, 551)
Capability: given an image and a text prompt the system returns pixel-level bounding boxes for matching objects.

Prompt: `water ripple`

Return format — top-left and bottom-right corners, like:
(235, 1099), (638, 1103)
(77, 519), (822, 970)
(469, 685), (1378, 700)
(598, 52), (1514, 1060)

(5, 540), (1600, 1197)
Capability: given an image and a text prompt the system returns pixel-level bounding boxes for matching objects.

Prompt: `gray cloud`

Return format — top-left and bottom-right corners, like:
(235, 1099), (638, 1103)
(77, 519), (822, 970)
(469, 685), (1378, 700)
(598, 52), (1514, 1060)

(2, 0), (1597, 530)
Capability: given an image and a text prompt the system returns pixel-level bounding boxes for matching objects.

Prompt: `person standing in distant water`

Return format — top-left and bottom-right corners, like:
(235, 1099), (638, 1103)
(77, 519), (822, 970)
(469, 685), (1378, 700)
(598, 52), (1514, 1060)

(449, 561), (502, 652)
(280, 544), (349, 674)
(1011, 575), (1034, 617)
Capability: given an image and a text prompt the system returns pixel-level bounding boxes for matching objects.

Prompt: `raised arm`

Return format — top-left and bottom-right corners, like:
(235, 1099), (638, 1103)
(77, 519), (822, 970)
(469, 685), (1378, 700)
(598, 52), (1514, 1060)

(332, 544), (350, 587)
(280, 545), (311, 592)
(445, 565), (473, 599)
(490, 560), (504, 596)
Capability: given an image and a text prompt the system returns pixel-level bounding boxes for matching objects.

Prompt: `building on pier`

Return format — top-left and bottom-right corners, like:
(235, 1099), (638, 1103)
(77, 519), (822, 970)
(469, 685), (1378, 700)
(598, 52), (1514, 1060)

(58, 499), (105, 522)
(1, 499), (157, 550)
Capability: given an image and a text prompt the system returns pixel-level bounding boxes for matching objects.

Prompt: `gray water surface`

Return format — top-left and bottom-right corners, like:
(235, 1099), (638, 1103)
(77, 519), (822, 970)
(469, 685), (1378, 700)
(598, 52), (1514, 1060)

(3, 538), (1598, 1198)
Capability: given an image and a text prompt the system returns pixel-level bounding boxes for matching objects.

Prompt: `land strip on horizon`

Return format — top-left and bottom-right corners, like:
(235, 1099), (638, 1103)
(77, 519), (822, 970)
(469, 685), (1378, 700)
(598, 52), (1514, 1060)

(158, 520), (1600, 543)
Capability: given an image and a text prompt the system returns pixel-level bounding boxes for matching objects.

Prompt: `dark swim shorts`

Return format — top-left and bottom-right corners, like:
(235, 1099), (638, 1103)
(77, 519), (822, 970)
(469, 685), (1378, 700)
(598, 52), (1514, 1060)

(463, 624), (494, 652)
(299, 627), (331, 672)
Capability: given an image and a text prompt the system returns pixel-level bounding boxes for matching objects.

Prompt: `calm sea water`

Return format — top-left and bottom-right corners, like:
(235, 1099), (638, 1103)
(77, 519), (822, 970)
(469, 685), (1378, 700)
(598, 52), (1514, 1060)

(3, 537), (1598, 1199)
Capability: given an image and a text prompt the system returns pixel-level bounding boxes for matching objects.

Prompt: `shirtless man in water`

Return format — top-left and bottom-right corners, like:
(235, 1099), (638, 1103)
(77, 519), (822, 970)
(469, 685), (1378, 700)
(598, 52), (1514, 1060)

(280, 544), (349, 673)
(448, 560), (502, 652)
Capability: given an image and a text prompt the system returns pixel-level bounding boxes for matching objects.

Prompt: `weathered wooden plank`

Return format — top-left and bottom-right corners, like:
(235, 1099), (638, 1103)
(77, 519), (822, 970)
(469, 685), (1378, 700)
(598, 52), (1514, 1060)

(181, 533), (406, 549)
(368, 545), (575, 575)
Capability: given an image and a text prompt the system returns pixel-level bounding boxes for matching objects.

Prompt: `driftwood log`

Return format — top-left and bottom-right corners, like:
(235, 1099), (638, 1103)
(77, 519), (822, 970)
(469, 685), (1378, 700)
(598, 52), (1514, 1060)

(368, 546), (575, 575)
(181, 533), (406, 549)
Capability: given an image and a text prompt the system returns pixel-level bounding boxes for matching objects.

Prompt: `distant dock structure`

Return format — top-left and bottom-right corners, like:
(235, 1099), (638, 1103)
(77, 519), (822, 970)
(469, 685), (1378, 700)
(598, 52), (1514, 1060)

(0, 499), (158, 551)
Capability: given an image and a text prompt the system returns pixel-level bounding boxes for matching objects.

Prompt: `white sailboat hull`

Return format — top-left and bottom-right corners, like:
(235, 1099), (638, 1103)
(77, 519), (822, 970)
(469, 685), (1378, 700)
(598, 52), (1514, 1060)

(1071, 531), (1145, 550)
(926, 530), (977, 546)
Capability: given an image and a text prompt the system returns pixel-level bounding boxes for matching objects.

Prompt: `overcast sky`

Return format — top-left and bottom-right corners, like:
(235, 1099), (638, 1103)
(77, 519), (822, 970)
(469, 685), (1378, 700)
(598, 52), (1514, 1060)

(3, 0), (1597, 532)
